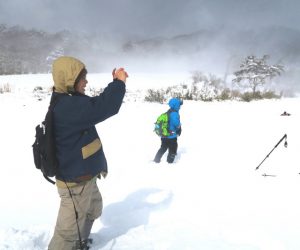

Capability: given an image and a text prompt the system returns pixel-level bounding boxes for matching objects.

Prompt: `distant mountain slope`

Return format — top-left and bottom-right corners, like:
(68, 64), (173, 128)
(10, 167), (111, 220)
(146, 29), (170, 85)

(0, 24), (299, 74)
(121, 26), (300, 72)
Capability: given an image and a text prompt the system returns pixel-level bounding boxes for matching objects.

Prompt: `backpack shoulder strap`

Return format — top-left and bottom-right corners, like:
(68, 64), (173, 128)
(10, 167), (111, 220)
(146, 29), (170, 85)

(44, 93), (65, 120)
(166, 109), (173, 134)
(48, 93), (64, 111)
(167, 109), (174, 118)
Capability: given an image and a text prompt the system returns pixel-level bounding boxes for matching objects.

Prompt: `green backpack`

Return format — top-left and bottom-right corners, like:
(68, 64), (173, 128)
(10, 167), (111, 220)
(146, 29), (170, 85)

(154, 110), (171, 137)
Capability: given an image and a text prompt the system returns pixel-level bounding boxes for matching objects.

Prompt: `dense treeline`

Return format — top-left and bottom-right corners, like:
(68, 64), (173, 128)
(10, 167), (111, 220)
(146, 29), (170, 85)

(0, 24), (64, 74)
(0, 24), (104, 74)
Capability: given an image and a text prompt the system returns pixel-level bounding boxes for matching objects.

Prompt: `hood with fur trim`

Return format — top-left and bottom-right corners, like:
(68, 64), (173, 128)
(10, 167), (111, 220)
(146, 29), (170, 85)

(52, 56), (85, 93)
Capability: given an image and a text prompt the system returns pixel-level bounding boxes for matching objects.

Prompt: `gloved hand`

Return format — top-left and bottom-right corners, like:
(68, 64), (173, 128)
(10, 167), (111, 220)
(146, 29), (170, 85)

(176, 127), (182, 136)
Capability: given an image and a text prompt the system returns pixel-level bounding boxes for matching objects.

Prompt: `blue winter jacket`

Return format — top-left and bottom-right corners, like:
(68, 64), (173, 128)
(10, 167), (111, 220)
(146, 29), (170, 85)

(51, 56), (126, 183)
(167, 98), (181, 139)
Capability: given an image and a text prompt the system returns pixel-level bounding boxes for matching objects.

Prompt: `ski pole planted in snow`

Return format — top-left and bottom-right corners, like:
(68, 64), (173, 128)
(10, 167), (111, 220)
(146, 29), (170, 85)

(255, 134), (287, 171)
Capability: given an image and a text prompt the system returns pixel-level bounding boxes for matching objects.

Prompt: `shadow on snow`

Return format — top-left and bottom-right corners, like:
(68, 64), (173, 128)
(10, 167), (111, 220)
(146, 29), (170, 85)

(92, 188), (173, 249)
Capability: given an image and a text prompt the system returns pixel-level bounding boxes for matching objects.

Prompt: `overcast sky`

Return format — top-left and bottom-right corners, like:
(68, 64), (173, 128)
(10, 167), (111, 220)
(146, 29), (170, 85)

(0, 0), (299, 40)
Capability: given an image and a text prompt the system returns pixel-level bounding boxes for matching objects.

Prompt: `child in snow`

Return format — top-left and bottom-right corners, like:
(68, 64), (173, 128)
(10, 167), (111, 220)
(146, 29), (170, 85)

(154, 98), (182, 163)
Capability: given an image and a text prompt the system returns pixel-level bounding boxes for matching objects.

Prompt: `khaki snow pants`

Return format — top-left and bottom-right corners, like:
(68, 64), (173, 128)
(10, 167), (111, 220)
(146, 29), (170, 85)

(48, 178), (103, 250)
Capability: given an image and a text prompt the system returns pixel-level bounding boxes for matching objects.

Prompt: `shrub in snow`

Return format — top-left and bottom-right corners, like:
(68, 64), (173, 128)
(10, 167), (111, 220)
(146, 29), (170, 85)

(234, 90), (281, 102)
(144, 72), (226, 102)
(33, 86), (51, 101)
(144, 89), (166, 103)
(86, 86), (104, 97)
(189, 71), (223, 101)
(0, 83), (11, 93)
(261, 90), (281, 99)
(215, 88), (231, 101)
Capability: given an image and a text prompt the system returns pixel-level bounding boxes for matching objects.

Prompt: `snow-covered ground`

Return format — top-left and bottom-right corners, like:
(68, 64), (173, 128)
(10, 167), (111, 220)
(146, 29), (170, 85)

(1, 73), (300, 250)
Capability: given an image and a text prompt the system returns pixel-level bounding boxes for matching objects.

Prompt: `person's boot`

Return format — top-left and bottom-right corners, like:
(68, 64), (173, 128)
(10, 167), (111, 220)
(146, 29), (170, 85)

(153, 157), (161, 163)
(167, 153), (176, 163)
(75, 238), (93, 250)
(154, 153), (162, 163)
(154, 146), (168, 163)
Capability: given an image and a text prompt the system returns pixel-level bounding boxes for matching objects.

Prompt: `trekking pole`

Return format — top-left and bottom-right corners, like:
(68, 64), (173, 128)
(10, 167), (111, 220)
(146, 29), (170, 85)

(262, 173), (277, 177)
(255, 134), (287, 170)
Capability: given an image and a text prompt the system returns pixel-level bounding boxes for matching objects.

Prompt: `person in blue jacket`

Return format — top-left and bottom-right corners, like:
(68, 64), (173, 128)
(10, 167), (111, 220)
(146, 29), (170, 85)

(48, 56), (128, 250)
(154, 98), (182, 164)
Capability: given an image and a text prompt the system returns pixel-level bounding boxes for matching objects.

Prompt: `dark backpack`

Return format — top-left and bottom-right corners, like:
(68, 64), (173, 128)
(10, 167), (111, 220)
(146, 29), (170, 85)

(32, 95), (60, 184)
(154, 110), (171, 137)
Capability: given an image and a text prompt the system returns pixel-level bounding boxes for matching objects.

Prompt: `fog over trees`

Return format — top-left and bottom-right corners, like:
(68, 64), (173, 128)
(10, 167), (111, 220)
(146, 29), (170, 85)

(0, 23), (300, 93)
